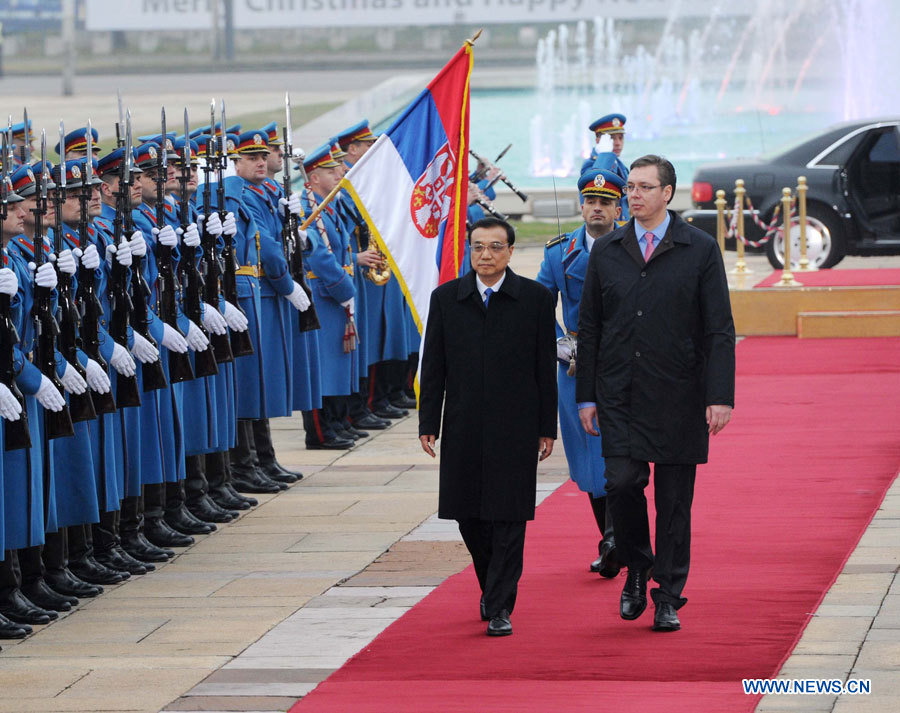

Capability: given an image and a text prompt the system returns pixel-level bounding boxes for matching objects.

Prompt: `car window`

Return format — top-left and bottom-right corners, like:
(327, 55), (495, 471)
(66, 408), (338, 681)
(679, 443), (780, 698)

(868, 131), (900, 163)
(818, 134), (862, 166)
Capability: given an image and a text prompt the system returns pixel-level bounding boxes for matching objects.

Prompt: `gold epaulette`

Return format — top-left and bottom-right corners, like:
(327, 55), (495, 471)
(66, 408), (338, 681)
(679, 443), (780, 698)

(545, 233), (567, 249)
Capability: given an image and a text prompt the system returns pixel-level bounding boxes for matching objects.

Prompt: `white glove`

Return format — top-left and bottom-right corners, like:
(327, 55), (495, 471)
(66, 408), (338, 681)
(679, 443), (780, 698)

(0, 267), (18, 296)
(201, 301), (228, 335)
(80, 244), (101, 270)
(287, 282), (312, 312)
(200, 212), (223, 236)
(110, 342), (136, 376)
(185, 320), (210, 351)
(340, 297), (355, 316)
(222, 300), (249, 332)
(153, 224), (177, 248)
(178, 223), (201, 248)
(222, 212), (237, 236)
(35, 375), (65, 412)
(55, 249), (77, 275)
(161, 323), (189, 353)
(128, 229), (147, 257)
(30, 262), (58, 290)
(84, 358), (111, 394)
(61, 361), (87, 394)
(278, 193), (303, 217)
(296, 228), (309, 249)
(557, 341), (573, 362)
(0, 382), (23, 422)
(130, 331), (160, 364)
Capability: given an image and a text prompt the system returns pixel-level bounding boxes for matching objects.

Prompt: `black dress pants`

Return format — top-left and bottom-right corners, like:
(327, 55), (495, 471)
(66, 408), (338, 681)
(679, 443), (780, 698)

(457, 519), (526, 619)
(603, 457), (696, 609)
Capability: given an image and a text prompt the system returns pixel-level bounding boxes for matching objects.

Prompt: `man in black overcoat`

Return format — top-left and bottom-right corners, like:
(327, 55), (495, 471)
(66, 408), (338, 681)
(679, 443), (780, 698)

(419, 217), (557, 637)
(576, 155), (735, 632)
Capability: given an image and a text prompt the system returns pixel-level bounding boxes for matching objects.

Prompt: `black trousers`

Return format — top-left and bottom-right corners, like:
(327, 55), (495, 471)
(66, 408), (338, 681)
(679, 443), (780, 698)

(603, 457), (696, 609)
(457, 519), (526, 619)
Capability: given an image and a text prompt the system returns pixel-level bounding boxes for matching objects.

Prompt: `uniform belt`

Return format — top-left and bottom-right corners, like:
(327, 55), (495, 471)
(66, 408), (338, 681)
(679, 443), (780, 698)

(306, 265), (353, 280)
(235, 265), (262, 277)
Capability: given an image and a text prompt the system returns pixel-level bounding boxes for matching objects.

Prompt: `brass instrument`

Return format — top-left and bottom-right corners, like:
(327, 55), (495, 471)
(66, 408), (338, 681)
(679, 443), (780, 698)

(365, 243), (392, 286)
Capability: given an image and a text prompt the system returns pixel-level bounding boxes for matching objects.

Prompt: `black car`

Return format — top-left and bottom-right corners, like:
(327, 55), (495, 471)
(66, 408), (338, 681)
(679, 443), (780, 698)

(682, 118), (900, 268)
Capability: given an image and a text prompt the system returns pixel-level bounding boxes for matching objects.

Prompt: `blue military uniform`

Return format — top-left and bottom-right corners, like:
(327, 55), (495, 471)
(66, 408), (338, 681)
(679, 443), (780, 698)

(582, 114), (629, 220)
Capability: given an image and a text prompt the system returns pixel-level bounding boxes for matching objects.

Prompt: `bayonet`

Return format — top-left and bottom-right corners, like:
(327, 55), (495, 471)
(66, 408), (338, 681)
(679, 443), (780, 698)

(220, 99), (228, 169)
(124, 110), (133, 182)
(23, 108), (31, 163)
(58, 121), (66, 191)
(161, 107), (168, 171)
(84, 119), (93, 184)
(39, 130), (48, 202)
(182, 107), (190, 170)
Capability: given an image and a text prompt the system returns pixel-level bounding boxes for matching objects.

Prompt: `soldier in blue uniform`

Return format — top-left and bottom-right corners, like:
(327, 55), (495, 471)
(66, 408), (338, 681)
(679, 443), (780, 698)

(299, 145), (358, 449)
(55, 127), (102, 161)
(582, 114), (629, 220)
(536, 168), (625, 578)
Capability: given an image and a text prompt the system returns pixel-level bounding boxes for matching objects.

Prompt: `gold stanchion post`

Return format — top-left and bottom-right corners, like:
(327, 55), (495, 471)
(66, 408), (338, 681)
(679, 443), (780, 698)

(776, 187), (801, 287)
(730, 179), (751, 274)
(715, 189), (726, 256)
(796, 176), (814, 271)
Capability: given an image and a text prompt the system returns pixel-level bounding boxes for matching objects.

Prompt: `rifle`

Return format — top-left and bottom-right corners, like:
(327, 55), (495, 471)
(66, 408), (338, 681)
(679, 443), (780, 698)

(175, 108), (216, 378)
(215, 100), (254, 357)
(152, 109), (194, 384)
(469, 146), (528, 202)
(31, 131), (74, 439)
(282, 93), (319, 332)
(52, 121), (97, 423)
(201, 99), (233, 364)
(0, 125), (31, 450)
(76, 119), (116, 415)
(122, 111), (173, 390)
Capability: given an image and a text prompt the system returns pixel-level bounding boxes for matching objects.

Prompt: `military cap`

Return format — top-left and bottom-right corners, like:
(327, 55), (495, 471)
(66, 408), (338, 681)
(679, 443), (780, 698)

(226, 124), (242, 135)
(1, 175), (24, 203)
(260, 122), (283, 146)
(9, 165), (38, 197)
(189, 123), (221, 140)
(337, 120), (377, 150)
(30, 161), (58, 190)
(224, 133), (240, 156)
(97, 147), (144, 178)
(589, 113), (626, 136)
(138, 132), (177, 144)
(133, 142), (162, 169)
(171, 137), (200, 166)
(234, 130), (269, 155)
(303, 144), (340, 172)
(10, 120), (33, 141)
(55, 127), (101, 156)
(52, 159), (100, 189)
(328, 137), (347, 161)
(578, 168), (625, 200)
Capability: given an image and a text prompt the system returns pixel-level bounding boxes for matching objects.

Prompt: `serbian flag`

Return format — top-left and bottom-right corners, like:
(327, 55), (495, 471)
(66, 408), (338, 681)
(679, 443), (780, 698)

(340, 39), (474, 344)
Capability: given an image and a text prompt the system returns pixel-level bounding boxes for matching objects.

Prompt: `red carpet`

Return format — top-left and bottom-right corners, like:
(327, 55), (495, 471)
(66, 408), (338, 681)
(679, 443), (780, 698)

(291, 337), (900, 713)
(755, 267), (900, 287)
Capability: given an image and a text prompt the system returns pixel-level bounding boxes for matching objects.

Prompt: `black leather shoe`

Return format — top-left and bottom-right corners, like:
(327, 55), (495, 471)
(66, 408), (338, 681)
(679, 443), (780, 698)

(95, 546), (150, 575)
(390, 394), (417, 410)
(373, 404), (406, 419)
(336, 428), (360, 442)
(306, 437), (354, 450)
(146, 515), (197, 546)
(163, 507), (215, 536)
(120, 533), (172, 563)
(21, 578), (77, 612)
(225, 484), (258, 507)
(68, 555), (130, 584)
(620, 568), (649, 620)
(0, 590), (55, 625)
(486, 609), (512, 636)
(345, 426), (369, 439)
(0, 613), (30, 639)
(596, 538), (621, 579)
(231, 474), (282, 494)
(261, 461), (303, 479)
(187, 495), (238, 524)
(266, 471), (297, 484)
(352, 414), (389, 430)
(652, 602), (681, 632)
(210, 485), (253, 511)
(44, 569), (102, 598)
(480, 596), (488, 622)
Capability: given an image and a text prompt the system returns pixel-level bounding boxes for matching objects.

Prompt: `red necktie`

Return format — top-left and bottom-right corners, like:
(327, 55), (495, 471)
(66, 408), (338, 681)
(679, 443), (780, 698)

(643, 232), (656, 262)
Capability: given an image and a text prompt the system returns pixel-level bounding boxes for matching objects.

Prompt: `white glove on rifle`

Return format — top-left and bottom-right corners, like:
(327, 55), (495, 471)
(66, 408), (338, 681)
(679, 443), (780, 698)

(296, 228), (309, 249)
(110, 342), (136, 376)
(278, 193), (303, 217)
(201, 302), (228, 335)
(185, 320), (210, 351)
(106, 240), (133, 268)
(340, 297), (355, 316)
(54, 249), (77, 275)
(60, 361), (87, 394)
(35, 375), (65, 412)
(222, 301), (248, 332)
(200, 212), (223, 236)
(0, 383), (23, 422)
(287, 282), (311, 312)
(153, 224), (177, 248)
(161, 324), (189, 354)
(30, 262), (58, 290)
(84, 358), (111, 394)
(179, 223), (201, 248)
(557, 341), (573, 362)
(80, 244), (101, 270)
(0, 267), (18, 296)
(128, 229), (147, 257)
(222, 212), (237, 236)
(131, 331), (160, 364)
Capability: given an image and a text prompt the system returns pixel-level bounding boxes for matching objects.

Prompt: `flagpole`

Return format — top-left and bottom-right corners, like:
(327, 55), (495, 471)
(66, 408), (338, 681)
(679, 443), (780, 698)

(466, 28), (483, 45)
(298, 182), (344, 231)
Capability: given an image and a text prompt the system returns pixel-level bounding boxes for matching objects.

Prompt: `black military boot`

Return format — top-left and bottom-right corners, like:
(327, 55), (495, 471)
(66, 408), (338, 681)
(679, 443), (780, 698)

(6, 548), (57, 624)
(93, 510), (152, 575)
(44, 530), (103, 599)
(24, 531), (79, 610)
(253, 418), (302, 483)
(121, 494), (172, 563)
(207, 451), (256, 510)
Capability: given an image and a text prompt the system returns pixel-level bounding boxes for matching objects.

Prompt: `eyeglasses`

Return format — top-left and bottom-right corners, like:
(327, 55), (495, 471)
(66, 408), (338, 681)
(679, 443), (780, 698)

(471, 242), (509, 254)
(625, 183), (662, 195)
